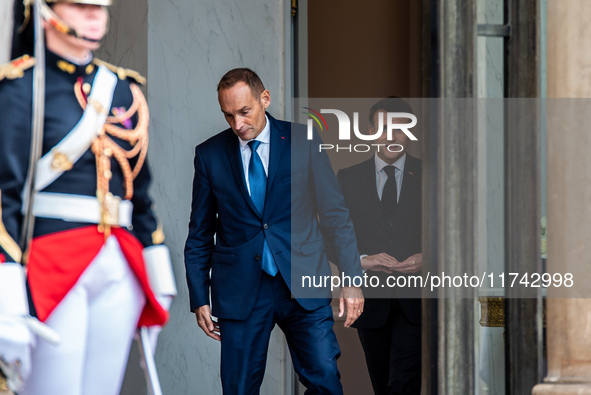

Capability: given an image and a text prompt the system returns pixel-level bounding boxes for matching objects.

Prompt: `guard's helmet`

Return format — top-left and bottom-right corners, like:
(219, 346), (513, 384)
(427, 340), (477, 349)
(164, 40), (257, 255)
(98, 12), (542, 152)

(12, 0), (111, 58)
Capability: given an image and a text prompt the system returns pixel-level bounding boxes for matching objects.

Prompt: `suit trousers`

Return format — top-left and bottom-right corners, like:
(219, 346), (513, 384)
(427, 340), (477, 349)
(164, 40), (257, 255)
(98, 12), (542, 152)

(21, 236), (145, 395)
(218, 272), (342, 395)
(357, 299), (421, 395)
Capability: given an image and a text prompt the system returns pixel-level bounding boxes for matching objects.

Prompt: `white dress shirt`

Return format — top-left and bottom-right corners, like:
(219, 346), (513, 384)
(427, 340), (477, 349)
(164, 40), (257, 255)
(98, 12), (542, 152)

(374, 152), (406, 202)
(239, 115), (270, 195)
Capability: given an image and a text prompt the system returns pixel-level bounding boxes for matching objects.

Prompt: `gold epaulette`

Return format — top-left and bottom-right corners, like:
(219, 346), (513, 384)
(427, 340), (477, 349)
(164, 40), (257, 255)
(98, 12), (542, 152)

(0, 54), (35, 82)
(92, 58), (146, 85)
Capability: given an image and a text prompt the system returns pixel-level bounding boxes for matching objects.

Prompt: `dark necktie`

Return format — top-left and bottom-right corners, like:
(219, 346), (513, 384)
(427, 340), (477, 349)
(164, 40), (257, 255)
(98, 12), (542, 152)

(248, 141), (278, 276)
(381, 166), (398, 216)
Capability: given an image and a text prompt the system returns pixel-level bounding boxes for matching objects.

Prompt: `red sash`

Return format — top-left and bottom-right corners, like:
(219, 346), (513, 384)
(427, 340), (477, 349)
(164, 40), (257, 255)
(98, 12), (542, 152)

(27, 226), (168, 327)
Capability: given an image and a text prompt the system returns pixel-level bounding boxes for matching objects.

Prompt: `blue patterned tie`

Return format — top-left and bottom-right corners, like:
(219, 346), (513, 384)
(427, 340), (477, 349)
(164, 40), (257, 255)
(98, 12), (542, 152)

(248, 141), (278, 276)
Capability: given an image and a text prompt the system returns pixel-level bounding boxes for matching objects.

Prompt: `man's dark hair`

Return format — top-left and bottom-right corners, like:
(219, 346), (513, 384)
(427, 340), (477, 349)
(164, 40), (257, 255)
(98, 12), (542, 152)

(217, 68), (266, 98)
(369, 96), (413, 127)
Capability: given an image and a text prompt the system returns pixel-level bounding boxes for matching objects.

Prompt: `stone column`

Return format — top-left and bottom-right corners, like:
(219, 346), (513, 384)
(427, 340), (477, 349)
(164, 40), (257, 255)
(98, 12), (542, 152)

(423, 0), (477, 393)
(532, 0), (591, 394)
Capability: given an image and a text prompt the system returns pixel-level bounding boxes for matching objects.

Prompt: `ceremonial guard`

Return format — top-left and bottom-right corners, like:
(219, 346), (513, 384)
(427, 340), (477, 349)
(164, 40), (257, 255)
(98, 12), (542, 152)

(0, 1), (176, 394)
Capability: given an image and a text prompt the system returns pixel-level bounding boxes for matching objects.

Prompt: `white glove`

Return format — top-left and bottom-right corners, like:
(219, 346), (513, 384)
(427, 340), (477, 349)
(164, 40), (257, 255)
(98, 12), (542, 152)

(0, 315), (34, 392)
(0, 262), (58, 392)
(147, 295), (173, 351)
(142, 245), (176, 351)
(135, 295), (172, 376)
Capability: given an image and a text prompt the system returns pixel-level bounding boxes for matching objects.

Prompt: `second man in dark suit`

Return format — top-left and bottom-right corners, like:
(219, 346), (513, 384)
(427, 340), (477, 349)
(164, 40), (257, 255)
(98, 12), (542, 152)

(337, 97), (422, 394)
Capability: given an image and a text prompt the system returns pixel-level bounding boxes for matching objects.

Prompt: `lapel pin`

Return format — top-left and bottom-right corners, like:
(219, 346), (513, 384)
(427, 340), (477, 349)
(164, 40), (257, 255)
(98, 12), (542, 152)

(409, 171), (414, 175)
(281, 136), (285, 140)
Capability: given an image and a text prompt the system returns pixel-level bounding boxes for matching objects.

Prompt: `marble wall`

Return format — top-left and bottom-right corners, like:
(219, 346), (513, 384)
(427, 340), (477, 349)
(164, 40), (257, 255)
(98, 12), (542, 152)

(97, 0), (148, 79)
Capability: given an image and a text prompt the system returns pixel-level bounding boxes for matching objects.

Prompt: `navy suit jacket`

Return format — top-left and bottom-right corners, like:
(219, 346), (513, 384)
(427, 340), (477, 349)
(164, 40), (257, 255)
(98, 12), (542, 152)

(185, 113), (362, 320)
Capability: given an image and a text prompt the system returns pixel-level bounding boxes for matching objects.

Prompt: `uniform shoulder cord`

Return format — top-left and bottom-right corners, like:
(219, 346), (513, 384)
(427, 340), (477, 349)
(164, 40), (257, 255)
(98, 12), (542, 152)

(73, 79), (149, 235)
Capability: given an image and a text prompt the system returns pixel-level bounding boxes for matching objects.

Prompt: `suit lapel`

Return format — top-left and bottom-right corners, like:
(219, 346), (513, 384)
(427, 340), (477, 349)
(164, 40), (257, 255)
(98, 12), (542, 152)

(391, 155), (420, 232)
(360, 157), (390, 235)
(225, 133), (262, 218)
(265, 114), (288, 197)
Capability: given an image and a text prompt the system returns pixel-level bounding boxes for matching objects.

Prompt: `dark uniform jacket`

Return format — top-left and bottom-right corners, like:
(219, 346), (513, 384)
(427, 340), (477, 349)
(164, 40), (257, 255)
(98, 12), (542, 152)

(0, 50), (159, 262)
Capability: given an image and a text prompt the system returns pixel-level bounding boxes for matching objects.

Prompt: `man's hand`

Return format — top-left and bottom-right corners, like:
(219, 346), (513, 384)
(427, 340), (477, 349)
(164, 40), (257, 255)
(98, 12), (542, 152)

(397, 253), (422, 273)
(338, 286), (364, 328)
(195, 305), (220, 341)
(361, 253), (399, 273)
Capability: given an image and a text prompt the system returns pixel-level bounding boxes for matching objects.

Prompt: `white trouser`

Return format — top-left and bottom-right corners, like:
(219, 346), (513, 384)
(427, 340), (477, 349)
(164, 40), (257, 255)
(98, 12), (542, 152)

(21, 236), (146, 395)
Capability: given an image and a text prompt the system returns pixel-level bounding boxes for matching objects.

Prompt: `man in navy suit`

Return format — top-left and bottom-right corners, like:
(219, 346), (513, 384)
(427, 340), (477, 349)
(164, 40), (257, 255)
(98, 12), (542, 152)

(184, 68), (364, 394)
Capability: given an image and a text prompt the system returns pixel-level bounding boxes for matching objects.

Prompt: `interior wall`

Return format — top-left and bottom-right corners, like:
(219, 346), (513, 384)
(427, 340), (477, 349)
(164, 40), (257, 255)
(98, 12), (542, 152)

(307, 0), (422, 98)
